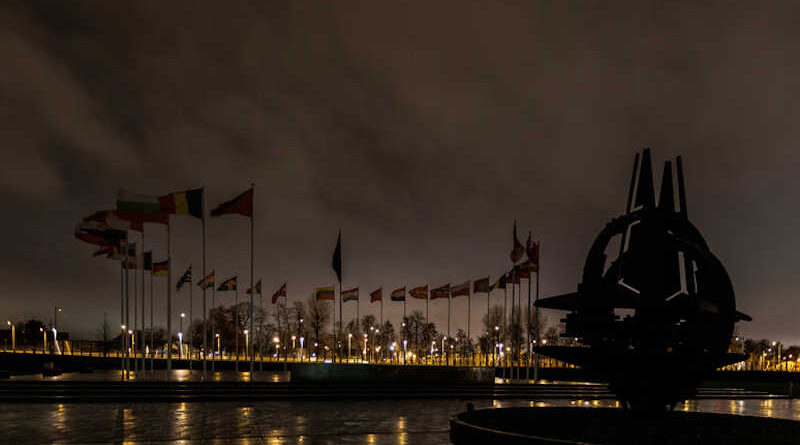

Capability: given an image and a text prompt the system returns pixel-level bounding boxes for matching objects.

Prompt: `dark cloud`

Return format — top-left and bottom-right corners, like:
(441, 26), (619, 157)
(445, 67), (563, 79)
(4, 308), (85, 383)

(1, 1), (799, 343)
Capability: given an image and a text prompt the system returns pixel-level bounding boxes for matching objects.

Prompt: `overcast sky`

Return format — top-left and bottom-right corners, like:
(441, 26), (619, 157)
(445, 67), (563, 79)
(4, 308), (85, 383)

(1, 1), (799, 343)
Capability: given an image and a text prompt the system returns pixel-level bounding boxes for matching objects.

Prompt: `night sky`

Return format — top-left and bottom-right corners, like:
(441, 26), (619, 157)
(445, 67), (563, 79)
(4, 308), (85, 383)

(2, 1), (799, 343)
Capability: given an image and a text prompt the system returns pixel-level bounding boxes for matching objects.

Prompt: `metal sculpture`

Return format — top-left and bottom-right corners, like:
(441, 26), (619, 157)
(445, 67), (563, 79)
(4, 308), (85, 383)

(535, 149), (750, 411)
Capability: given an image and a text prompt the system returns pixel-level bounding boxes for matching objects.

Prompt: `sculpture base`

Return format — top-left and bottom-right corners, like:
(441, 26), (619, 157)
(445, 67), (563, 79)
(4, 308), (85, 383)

(450, 407), (800, 444)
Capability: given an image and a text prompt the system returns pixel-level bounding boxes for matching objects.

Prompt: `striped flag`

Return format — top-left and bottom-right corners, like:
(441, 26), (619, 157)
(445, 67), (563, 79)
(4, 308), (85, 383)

(197, 270), (215, 289)
(159, 188), (203, 219)
(342, 287), (359, 302)
(272, 283), (287, 304)
(116, 191), (162, 214)
(176, 266), (192, 291)
(451, 281), (470, 297)
(211, 188), (253, 218)
(217, 276), (237, 292)
(409, 285), (428, 300)
(315, 286), (335, 301)
(370, 288), (382, 303)
(246, 279), (262, 295)
(152, 260), (169, 277)
(390, 287), (406, 302)
(473, 277), (490, 294)
(431, 284), (451, 300)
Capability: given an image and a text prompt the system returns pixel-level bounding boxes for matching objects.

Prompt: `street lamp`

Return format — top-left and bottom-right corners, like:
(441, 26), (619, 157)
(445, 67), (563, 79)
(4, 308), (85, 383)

(348, 333), (353, 362)
(363, 334), (368, 362)
(177, 332), (183, 359)
(6, 321), (14, 352)
(54, 307), (63, 329)
(216, 333), (221, 360)
(40, 327), (46, 354)
(244, 330), (249, 360)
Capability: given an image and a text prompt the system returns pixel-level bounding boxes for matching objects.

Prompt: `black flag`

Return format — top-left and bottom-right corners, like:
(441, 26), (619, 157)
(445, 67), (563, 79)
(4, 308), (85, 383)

(332, 230), (342, 283)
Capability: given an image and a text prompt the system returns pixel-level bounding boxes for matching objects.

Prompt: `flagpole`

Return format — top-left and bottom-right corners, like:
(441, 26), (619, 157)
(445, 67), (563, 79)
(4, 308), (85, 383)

(125, 239), (130, 379)
(259, 289), (263, 371)
(511, 267), (516, 380)
(249, 184), (255, 375)
(189, 266), (193, 371)
(527, 265), (532, 381)
(150, 262), (154, 372)
(120, 261), (124, 379)
(502, 282), (507, 381)
(167, 218), (172, 374)
(141, 233), (146, 373)
(533, 243), (541, 382)
(486, 285), (490, 367)
(235, 284), (239, 372)
(467, 289), (471, 361)
(133, 240), (138, 373)
(211, 285), (216, 372)
(202, 186), (207, 374)
(447, 292), (451, 366)
(379, 296), (383, 326)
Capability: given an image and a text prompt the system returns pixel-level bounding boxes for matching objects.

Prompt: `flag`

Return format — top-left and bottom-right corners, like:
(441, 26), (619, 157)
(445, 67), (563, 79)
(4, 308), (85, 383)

(490, 274), (507, 291)
(390, 287), (406, 302)
(473, 277), (490, 294)
(370, 288), (382, 303)
(526, 233), (540, 268)
(342, 287), (358, 302)
(123, 242), (138, 269)
(143, 252), (152, 271)
(116, 191), (162, 214)
(159, 188), (203, 219)
(92, 245), (113, 257)
(272, 283), (287, 304)
(315, 286), (335, 301)
(514, 265), (531, 280)
(152, 260), (169, 277)
(246, 279), (262, 295)
(431, 284), (451, 300)
(197, 270), (215, 289)
(451, 281), (470, 297)
(74, 211), (133, 246)
(217, 276), (237, 292)
(176, 266), (192, 291)
(511, 220), (524, 263)
(210, 188), (253, 217)
(332, 230), (342, 283)
(409, 285), (428, 300)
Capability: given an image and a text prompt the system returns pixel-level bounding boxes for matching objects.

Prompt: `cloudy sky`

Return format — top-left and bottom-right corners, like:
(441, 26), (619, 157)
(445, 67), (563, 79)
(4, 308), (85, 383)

(1, 1), (799, 343)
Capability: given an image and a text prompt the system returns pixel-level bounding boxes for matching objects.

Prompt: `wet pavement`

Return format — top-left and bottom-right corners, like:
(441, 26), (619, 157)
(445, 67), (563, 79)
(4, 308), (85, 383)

(2, 398), (800, 444)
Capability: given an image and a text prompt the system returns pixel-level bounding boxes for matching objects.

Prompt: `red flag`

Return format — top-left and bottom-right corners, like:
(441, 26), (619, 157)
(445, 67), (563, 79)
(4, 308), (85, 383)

(451, 281), (470, 297)
(211, 188), (253, 217)
(431, 284), (451, 300)
(272, 283), (287, 304)
(370, 288), (382, 302)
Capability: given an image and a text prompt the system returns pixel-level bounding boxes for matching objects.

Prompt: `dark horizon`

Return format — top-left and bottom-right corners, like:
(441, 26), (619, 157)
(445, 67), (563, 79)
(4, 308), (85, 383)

(2, 1), (800, 344)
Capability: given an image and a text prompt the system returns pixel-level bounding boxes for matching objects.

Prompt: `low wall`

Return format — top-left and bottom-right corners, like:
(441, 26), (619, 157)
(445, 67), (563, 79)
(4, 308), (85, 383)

(290, 362), (494, 384)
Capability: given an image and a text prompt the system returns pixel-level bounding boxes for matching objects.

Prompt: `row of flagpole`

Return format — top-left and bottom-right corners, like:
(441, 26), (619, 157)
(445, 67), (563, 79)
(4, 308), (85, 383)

(77, 188), (540, 372)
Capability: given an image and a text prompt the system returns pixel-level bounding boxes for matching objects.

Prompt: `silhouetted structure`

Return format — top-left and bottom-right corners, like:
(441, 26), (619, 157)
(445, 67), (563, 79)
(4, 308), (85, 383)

(535, 149), (751, 411)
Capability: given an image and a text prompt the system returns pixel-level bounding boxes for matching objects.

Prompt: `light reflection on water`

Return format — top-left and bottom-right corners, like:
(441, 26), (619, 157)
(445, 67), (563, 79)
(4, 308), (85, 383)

(3, 398), (800, 444)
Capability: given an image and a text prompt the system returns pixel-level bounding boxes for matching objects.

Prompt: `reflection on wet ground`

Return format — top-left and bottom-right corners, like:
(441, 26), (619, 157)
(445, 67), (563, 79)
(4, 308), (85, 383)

(9, 369), (290, 382)
(3, 398), (800, 444)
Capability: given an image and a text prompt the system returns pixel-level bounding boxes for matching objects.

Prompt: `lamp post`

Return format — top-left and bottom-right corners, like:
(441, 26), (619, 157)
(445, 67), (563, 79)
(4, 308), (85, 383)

(129, 329), (134, 359)
(244, 330), (249, 360)
(299, 337), (304, 362)
(403, 339), (407, 365)
(441, 336), (446, 366)
(347, 333), (352, 362)
(40, 327), (46, 354)
(179, 313), (185, 360)
(216, 333), (221, 361)
(375, 329), (380, 362)
(54, 307), (63, 329)
(273, 336), (280, 360)
(363, 334), (368, 362)
(6, 321), (14, 352)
